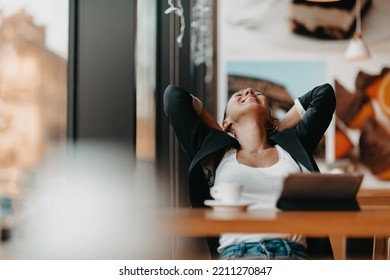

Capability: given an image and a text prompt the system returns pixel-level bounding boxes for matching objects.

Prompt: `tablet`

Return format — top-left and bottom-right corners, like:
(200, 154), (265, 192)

(276, 173), (363, 211)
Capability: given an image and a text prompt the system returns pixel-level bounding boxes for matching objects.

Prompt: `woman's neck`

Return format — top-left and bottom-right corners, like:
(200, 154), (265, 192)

(234, 121), (271, 153)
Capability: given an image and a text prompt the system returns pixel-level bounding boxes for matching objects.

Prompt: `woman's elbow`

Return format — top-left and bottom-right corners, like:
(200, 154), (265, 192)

(163, 85), (192, 116)
(321, 83), (334, 95)
(163, 84), (178, 116)
(323, 83), (336, 111)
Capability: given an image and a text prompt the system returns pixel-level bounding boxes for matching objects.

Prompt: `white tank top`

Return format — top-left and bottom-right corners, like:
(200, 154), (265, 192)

(214, 145), (309, 252)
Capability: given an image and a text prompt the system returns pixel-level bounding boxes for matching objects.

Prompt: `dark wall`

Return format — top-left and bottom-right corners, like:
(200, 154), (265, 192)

(68, 0), (136, 145)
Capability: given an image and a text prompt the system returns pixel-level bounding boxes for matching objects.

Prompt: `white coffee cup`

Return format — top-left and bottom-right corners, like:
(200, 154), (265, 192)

(210, 183), (243, 204)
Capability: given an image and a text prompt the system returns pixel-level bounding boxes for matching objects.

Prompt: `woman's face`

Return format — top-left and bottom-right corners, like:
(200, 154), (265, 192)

(224, 88), (271, 125)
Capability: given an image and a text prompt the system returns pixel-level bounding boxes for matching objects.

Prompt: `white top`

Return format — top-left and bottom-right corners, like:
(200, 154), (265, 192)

(214, 145), (309, 252)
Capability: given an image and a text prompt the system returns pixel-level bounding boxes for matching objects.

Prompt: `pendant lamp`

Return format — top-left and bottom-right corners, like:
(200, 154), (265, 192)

(345, 0), (371, 61)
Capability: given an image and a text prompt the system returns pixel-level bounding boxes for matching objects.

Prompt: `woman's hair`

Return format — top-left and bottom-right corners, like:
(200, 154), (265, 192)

(266, 116), (279, 136)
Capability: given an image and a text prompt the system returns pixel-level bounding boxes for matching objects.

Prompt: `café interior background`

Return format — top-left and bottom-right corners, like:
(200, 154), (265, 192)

(219, 0), (390, 187)
(0, 0), (389, 259)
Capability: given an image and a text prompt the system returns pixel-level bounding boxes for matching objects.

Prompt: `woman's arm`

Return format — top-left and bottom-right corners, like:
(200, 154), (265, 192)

(164, 85), (216, 159)
(292, 83), (336, 153)
(191, 94), (223, 131)
(199, 108), (223, 131)
(277, 105), (301, 131)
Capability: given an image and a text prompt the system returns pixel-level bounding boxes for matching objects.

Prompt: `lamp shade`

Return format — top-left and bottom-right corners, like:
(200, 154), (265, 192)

(345, 34), (371, 61)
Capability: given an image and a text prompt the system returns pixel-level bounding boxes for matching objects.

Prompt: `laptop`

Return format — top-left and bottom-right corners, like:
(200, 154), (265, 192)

(276, 173), (363, 211)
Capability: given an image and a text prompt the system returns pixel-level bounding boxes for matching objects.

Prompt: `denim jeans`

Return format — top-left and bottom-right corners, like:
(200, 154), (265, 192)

(219, 239), (310, 260)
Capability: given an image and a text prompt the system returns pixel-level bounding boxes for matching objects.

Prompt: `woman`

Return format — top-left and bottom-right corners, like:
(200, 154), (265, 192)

(164, 83), (336, 260)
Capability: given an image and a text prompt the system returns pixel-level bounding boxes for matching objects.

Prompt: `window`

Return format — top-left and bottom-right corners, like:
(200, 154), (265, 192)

(136, 0), (156, 161)
(0, 1), (68, 202)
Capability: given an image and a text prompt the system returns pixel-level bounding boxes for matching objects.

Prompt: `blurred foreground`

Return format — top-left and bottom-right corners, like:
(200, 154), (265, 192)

(0, 141), (171, 259)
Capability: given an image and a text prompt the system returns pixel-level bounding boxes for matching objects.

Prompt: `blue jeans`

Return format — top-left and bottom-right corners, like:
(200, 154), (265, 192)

(219, 239), (310, 260)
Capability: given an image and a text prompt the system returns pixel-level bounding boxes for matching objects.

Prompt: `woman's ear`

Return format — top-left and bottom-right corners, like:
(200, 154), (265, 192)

(222, 120), (231, 132)
(223, 120), (236, 137)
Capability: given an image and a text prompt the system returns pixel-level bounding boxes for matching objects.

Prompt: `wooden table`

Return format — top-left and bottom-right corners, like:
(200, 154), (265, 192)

(161, 207), (390, 260)
(357, 189), (390, 209)
(357, 189), (390, 259)
(162, 208), (390, 237)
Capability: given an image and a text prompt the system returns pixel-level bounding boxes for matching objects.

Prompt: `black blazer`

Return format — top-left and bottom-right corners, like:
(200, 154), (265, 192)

(164, 83), (336, 259)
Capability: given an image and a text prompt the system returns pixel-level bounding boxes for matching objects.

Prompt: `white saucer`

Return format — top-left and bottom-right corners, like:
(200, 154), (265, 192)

(204, 200), (250, 213)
